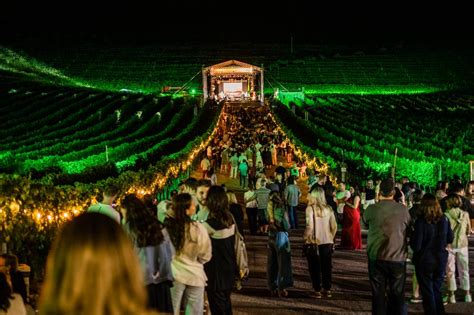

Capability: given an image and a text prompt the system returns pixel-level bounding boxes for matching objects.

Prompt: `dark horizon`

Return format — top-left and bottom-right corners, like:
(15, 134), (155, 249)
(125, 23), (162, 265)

(1, 1), (473, 47)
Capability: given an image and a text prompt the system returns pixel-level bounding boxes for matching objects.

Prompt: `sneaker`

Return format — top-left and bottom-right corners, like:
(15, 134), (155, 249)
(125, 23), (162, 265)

(449, 294), (456, 304)
(324, 290), (332, 298)
(442, 295), (449, 305)
(465, 293), (472, 303)
(410, 296), (423, 304)
(312, 291), (322, 298)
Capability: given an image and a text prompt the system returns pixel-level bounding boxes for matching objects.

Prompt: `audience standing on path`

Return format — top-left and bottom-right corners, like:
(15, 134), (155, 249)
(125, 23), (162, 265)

(444, 194), (471, 304)
(267, 191), (293, 298)
(87, 183), (121, 223)
(364, 178), (411, 315)
(202, 186), (237, 315)
(304, 187), (337, 299)
(410, 194), (453, 315)
(193, 179), (212, 223)
(121, 194), (175, 313)
(32, 102), (474, 315)
(0, 272), (26, 315)
(340, 185), (362, 250)
(165, 193), (212, 315)
(0, 254), (28, 307)
(244, 186), (259, 235)
(284, 175), (301, 229)
(255, 178), (271, 234)
(200, 156), (211, 179)
(39, 212), (155, 315)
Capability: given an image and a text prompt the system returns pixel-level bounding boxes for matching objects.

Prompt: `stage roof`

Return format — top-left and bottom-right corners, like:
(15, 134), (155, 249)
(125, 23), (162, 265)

(204, 60), (262, 76)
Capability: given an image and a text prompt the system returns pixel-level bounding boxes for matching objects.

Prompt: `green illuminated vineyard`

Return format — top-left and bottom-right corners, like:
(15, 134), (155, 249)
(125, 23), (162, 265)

(0, 43), (473, 277)
(273, 93), (474, 186)
(3, 45), (473, 94)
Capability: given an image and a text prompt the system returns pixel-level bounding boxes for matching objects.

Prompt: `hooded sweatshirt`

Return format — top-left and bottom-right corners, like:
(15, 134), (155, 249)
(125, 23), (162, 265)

(445, 207), (471, 248)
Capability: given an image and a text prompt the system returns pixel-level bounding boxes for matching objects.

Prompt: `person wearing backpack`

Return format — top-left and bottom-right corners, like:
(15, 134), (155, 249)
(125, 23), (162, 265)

(202, 186), (236, 315)
(266, 191), (293, 298)
(444, 194), (472, 304)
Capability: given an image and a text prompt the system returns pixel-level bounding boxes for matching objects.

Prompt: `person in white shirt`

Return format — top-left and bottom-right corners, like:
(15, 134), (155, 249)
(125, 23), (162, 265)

(200, 156), (211, 179)
(304, 187), (337, 299)
(245, 186), (258, 235)
(87, 184), (121, 223)
(165, 193), (212, 315)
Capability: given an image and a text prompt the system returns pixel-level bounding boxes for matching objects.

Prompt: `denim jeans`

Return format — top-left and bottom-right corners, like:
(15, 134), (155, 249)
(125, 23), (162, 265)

(267, 231), (293, 290)
(240, 175), (248, 188)
(171, 281), (204, 315)
(287, 205), (298, 229)
(416, 261), (447, 315)
(368, 259), (407, 315)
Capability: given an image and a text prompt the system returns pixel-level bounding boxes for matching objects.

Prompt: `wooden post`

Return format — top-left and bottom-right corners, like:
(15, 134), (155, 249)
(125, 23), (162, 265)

(260, 64), (264, 105)
(202, 65), (208, 104)
(341, 162), (347, 183)
(470, 161), (474, 181)
(391, 147), (398, 179)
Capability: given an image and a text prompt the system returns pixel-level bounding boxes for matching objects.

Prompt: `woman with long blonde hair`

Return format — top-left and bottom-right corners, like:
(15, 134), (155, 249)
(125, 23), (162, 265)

(304, 187), (337, 299)
(39, 212), (154, 315)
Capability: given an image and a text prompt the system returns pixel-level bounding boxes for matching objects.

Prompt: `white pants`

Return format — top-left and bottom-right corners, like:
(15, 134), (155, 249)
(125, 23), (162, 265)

(446, 247), (470, 291)
(171, 281), (205, 315)
(230, 166), (238, 179)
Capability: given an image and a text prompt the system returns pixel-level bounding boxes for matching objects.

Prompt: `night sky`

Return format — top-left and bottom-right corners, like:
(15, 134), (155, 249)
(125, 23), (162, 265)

(1, 1), (473, 45)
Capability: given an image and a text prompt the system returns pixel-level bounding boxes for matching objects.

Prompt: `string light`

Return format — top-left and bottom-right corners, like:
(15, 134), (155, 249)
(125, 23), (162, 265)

(3, 104), (330, 228)
(268, 111), (338, 184)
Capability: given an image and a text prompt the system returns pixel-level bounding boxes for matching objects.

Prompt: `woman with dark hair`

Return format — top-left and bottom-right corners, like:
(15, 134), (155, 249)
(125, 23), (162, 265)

(394, 186), (406, 206)
(121, 194), (174, 313)
(166, 193), (211, 315)
(202, 186), (236, 315)
(267, 191), (293, 297)
(410, 193), (453, 315)
(0, 254), (27, 306)
(340, 185), (362, 250)
(0, 272), (26, 315)
(227, 191), (244, 236)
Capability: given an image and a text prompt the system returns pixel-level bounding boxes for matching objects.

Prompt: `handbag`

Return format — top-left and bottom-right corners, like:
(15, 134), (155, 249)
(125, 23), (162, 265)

(302, 206), (319, 257)
(232, 216), (249, 280)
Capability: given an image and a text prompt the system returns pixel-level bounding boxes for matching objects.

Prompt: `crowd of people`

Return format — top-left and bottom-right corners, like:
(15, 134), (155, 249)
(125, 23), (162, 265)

(1, 104), (473, 315)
